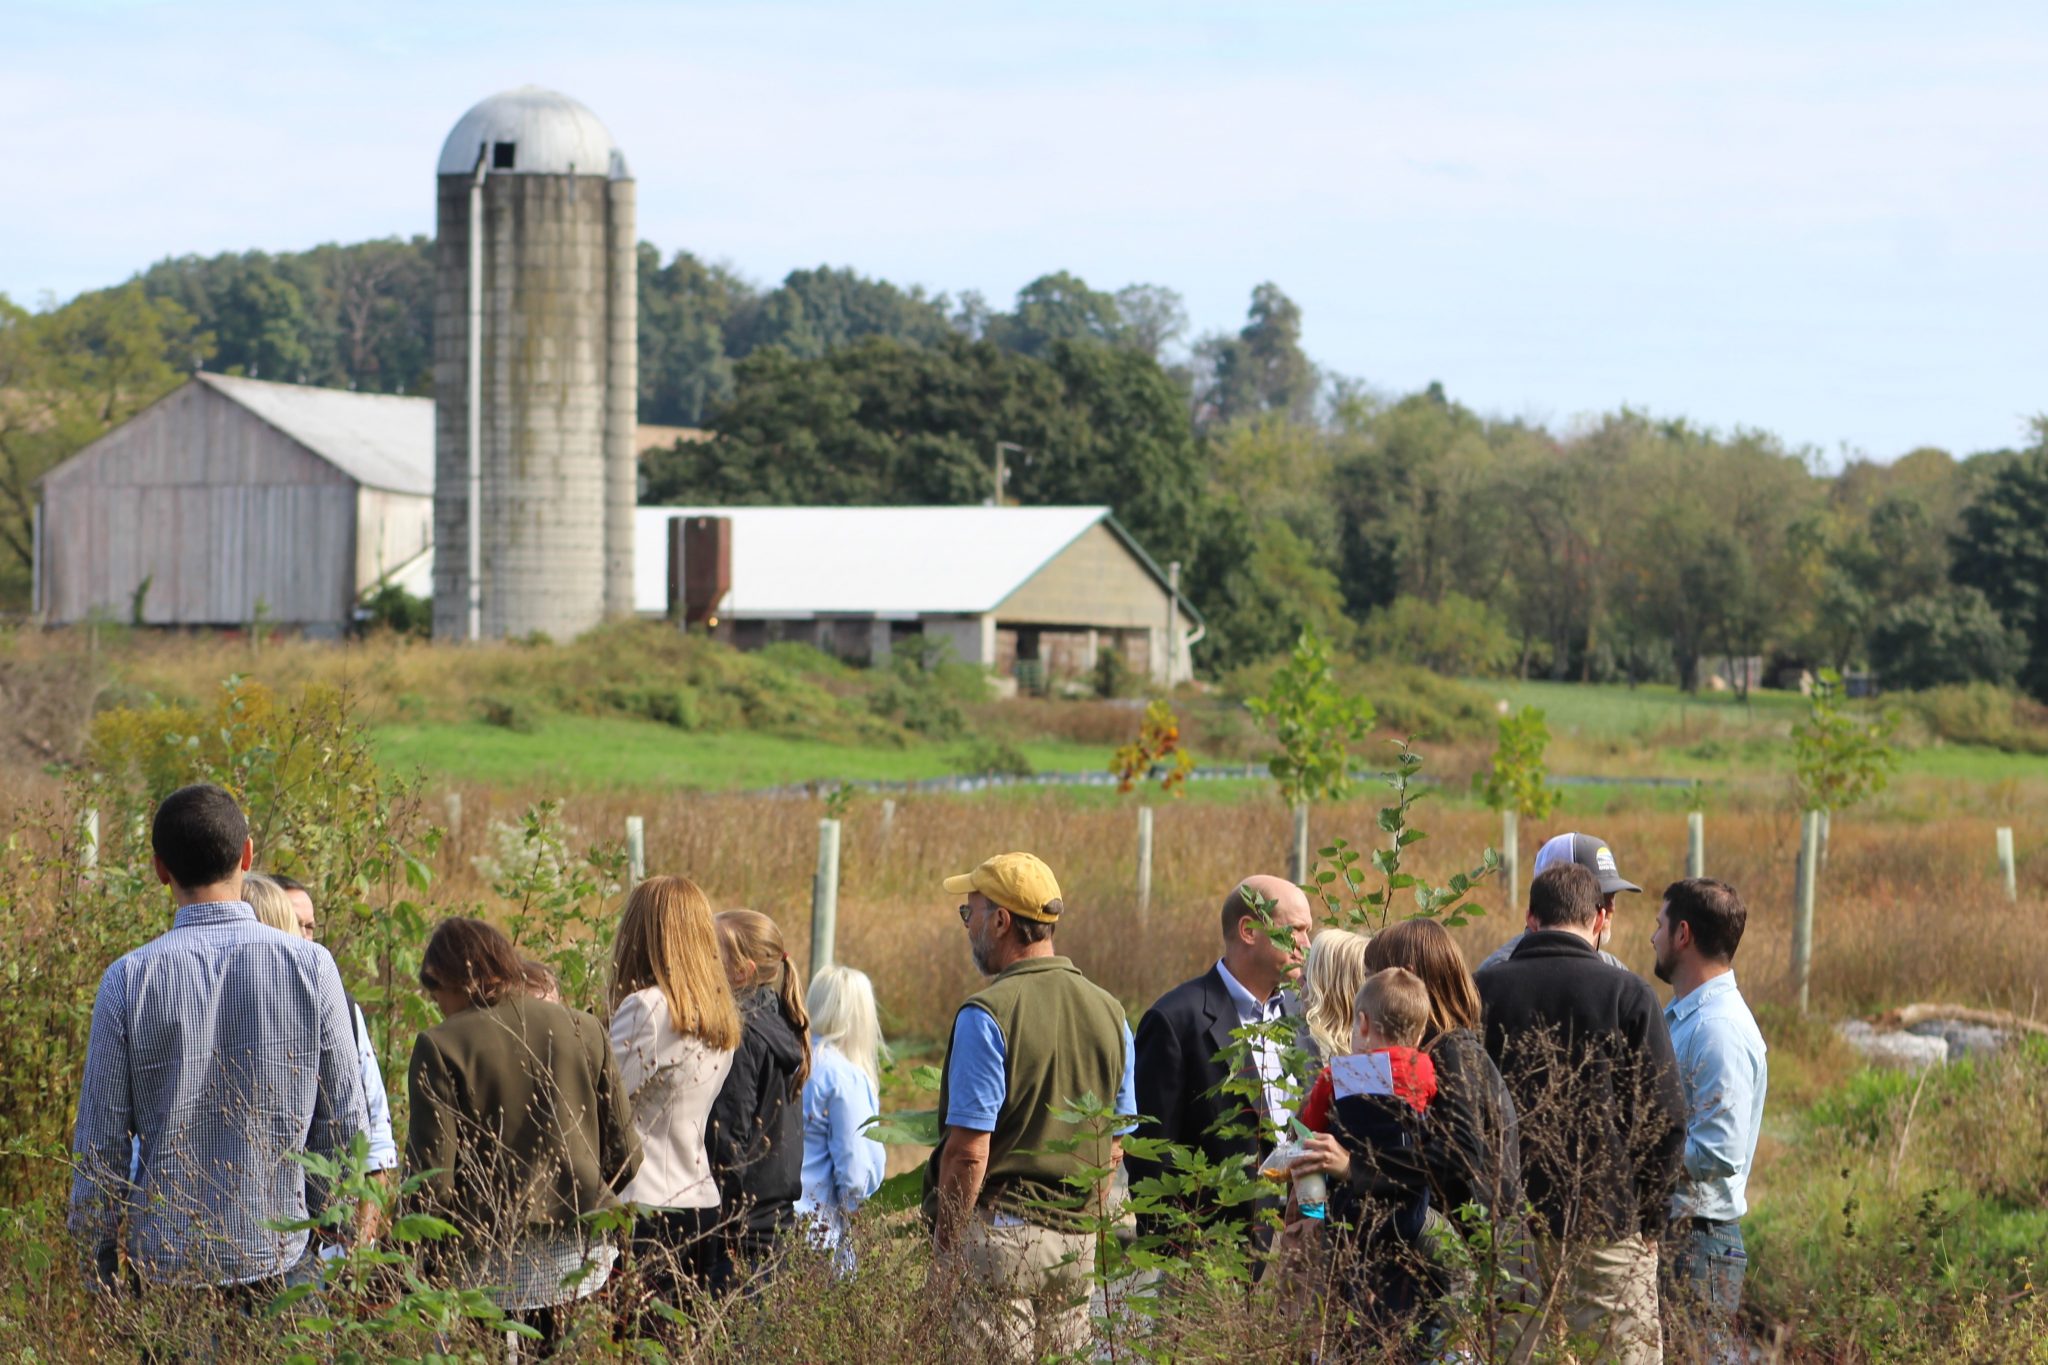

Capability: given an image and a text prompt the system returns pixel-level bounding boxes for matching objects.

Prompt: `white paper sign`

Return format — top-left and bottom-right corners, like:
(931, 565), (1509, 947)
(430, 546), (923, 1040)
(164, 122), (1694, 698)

(1330, 1052), (1396, 1099)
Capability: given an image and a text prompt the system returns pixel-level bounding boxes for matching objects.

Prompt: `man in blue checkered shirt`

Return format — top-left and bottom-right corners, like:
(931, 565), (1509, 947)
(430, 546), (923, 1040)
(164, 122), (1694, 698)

(69, 784), (368, 1292)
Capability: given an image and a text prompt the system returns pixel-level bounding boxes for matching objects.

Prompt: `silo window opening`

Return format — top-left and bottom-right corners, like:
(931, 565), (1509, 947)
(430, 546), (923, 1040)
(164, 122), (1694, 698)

(492, 141), (516, 170)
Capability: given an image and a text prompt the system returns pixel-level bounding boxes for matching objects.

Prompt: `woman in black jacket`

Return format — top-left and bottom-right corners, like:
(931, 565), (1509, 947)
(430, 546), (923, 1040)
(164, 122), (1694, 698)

(705, 909), (811, 1287)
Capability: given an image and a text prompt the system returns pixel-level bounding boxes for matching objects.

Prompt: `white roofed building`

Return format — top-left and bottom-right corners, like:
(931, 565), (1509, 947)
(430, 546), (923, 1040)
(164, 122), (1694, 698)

(632, 505), (1203, 686)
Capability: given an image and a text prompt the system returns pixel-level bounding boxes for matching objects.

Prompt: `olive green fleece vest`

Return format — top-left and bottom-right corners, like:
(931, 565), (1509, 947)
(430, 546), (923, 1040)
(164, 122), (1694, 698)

(922, 955), (1128, 1233)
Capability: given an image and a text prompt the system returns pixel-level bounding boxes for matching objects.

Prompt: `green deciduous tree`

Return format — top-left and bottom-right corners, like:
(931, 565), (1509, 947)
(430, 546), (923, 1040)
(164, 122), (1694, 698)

(1951, 430), (2048, 700)
(1245, 625), (1376, 811)
(1481, 706), (1561, 819)
(637, 246), (747, 425)
(983, 271), (1124, 357)
(1867, 587), (2025, 690)
(1792, 668), (1899, 814)
(645, 334), (1202, 568)
(1196, 282), (1318, 428)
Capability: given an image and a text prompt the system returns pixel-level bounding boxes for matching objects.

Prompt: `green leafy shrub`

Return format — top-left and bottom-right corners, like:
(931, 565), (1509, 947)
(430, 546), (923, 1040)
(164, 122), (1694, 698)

(955, 736), (1034, 777)
(475, 692), (539, 732)
(1896, 683), (2048, 755)
(1360, 591), (1519, 678)
(358, 583), (431, 638)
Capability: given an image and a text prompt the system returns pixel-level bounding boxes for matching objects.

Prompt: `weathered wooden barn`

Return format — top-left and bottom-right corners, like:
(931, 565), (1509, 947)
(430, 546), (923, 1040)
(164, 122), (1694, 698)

(630, 505), (1204, 686)
(35, 373), (434, 632)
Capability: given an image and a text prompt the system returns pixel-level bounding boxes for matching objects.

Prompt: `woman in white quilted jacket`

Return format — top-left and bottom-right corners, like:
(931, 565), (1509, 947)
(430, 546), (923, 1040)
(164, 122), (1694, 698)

(609, 875), (742, 1308)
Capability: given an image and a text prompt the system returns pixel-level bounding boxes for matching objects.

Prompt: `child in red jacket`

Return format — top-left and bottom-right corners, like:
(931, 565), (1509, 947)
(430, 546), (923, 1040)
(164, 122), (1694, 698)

(1299, 975), (1438, 1133)
(1289, 968), (1443, 1338)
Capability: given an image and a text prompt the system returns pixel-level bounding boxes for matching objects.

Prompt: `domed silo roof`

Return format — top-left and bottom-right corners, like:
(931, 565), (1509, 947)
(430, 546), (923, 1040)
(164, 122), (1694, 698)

(437, 86), (629, 178)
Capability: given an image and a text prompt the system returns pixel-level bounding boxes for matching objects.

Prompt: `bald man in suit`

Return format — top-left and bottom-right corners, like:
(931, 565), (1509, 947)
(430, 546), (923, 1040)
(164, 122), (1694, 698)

(1127, 875), (1317, 1246)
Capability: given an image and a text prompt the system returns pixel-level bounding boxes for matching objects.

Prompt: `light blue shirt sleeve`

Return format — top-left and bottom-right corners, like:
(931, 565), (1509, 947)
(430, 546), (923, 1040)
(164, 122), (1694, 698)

(1680, 1017), (1759, 1184)
(353, 1004), (399, 1173)
(826, 1062), (888, 1209)
(1116, 1020), (1137, 1136)
(70, 962), (134, 1275)
(944, 1006), (1008, 1132)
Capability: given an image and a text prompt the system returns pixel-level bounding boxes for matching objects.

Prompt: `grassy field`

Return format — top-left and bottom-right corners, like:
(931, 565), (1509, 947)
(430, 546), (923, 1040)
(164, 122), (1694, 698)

(373, 715), (1113, 791)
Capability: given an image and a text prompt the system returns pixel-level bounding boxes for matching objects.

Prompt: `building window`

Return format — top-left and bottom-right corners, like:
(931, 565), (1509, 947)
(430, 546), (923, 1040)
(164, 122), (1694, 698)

(492, 141), (517, 170)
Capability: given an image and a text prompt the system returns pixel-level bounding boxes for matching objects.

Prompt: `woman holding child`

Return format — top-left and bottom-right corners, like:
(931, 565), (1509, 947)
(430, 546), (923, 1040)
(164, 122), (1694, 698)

(1287, 919), (1522, 1354)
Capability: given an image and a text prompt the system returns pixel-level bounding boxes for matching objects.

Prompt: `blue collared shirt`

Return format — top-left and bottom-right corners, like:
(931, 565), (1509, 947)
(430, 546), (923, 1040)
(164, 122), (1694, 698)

(1664, 971), (1768, 1222)
(69, 900), (368, 1286)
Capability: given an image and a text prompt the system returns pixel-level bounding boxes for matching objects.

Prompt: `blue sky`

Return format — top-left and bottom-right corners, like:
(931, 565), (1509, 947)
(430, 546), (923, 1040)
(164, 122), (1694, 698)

(5, 0), (2043, 461)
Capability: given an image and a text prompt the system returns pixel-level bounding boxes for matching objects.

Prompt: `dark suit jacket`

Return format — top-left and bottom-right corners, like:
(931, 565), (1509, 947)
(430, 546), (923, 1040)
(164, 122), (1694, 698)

(1126, 964), (1313, 1234)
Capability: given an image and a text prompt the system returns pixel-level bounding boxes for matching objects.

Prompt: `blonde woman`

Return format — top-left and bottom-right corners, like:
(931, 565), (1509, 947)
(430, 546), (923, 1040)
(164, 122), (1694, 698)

(708, 909), (811, 1280)
(1302, 927), (1374, 1059)
(242, 872), (300, 936)
(245, 871), (400, 1190)
(609, 876), (743, 1298)
(795, 965), (887, 1267)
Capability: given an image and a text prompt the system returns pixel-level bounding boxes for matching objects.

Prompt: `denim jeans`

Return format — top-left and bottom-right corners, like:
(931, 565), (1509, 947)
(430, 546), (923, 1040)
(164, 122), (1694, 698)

(1671, 1218), (1746, 1362)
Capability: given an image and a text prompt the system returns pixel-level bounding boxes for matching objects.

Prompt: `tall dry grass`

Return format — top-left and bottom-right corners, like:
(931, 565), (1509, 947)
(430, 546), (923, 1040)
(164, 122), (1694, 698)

(421, 787), (2048, 1042)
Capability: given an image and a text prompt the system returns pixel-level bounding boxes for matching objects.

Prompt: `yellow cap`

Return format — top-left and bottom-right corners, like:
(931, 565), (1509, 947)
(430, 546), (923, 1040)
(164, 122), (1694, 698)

(942, 852), (1064, 923)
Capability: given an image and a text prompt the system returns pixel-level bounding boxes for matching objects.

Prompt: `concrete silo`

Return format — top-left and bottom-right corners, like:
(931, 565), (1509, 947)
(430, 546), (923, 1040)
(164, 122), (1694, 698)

(432, 86), (637, 641)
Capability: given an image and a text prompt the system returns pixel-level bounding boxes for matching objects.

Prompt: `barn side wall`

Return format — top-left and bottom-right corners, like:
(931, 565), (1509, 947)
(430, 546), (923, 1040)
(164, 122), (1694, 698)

(39, 382), (356, 626)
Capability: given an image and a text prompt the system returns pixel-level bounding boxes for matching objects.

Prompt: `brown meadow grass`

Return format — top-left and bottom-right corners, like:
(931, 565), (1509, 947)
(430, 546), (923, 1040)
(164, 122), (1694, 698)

(408, 786), (2048, 1045)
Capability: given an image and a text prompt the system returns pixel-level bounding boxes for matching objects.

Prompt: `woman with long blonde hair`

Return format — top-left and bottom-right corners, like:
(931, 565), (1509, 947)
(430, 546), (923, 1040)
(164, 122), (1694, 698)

(706, 908), (811, 1279)
(795, 964), (887, 1266)
(609, 876), (743, 1297)
(242, 872), (300, 936)
(1302, 926), (1375, 1059)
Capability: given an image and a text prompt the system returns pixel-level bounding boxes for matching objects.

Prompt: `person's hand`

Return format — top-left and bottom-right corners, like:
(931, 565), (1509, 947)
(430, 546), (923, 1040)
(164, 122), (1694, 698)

(1287, 1132), (1351, 1183)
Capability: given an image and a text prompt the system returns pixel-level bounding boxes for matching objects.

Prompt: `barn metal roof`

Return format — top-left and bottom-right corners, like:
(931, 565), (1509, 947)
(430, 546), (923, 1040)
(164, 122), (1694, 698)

(437, 86), (627, 178)
(630, 505), (1197, 619)
(197, 373), (433, 496)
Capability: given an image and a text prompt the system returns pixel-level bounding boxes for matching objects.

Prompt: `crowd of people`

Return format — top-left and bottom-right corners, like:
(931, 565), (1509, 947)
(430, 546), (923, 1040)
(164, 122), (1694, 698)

(70, 782), (1768, 1363)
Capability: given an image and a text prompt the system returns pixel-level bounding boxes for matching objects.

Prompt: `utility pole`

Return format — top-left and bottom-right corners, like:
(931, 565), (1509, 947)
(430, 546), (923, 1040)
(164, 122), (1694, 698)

(991, 441), (1025, 507)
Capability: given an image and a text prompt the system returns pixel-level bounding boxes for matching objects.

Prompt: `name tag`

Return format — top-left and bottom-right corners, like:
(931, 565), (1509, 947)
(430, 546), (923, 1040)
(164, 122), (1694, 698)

(1331, 1053), (1395, 1099)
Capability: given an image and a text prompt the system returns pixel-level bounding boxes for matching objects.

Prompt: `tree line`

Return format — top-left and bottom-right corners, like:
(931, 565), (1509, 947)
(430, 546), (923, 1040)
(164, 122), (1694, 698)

(3, 238), (2044, 701)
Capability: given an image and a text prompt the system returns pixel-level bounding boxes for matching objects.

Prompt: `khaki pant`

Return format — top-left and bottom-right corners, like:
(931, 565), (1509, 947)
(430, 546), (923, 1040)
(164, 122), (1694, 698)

(953, 1217), (1095, 1363)
(1519, 1232), (1663, 1365)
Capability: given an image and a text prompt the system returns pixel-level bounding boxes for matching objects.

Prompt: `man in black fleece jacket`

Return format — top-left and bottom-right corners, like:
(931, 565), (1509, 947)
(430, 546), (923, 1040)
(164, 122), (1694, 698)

(1477, 863), (1684, 1365)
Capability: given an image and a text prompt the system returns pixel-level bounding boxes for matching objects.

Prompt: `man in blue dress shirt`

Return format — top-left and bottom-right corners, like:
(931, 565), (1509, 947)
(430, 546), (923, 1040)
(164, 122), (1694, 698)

(1650, 877), (1769, 1357)
(70, 784), (366, 1297)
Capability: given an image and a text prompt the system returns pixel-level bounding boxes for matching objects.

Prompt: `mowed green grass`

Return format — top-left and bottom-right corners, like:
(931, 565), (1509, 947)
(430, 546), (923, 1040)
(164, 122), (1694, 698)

(1494, 678), (2043, 783)
(1491, 678), (1806, 738)
(373, 684), (2045, 797)
(372, 716), (1115, 792)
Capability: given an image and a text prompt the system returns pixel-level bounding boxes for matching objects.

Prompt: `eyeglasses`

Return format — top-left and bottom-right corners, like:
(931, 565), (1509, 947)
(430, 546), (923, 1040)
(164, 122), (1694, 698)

(957, 903), (974, 926)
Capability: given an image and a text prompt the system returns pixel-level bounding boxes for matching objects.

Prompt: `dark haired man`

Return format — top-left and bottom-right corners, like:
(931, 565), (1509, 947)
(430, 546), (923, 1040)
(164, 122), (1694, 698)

(1127, 874), (1316, 1243)
(926, 852), (1135, 1362)
(1651, 878), (1767, 1354)
(1477, 863), (1684, 1365)
(69, 784), (367, 1296)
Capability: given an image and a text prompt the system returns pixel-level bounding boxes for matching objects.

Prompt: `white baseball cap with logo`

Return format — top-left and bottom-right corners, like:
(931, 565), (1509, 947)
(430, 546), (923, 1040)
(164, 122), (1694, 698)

(1531, 832), (1642, 897)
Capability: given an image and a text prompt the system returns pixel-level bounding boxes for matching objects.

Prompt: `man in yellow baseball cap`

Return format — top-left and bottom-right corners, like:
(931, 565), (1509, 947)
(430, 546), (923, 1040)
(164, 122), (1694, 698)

(926, 851), (1134, 1360)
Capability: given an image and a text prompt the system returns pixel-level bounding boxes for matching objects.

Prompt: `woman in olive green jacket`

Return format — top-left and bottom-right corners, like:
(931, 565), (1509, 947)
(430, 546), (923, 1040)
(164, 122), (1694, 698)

(407, 917), (642, 1352)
